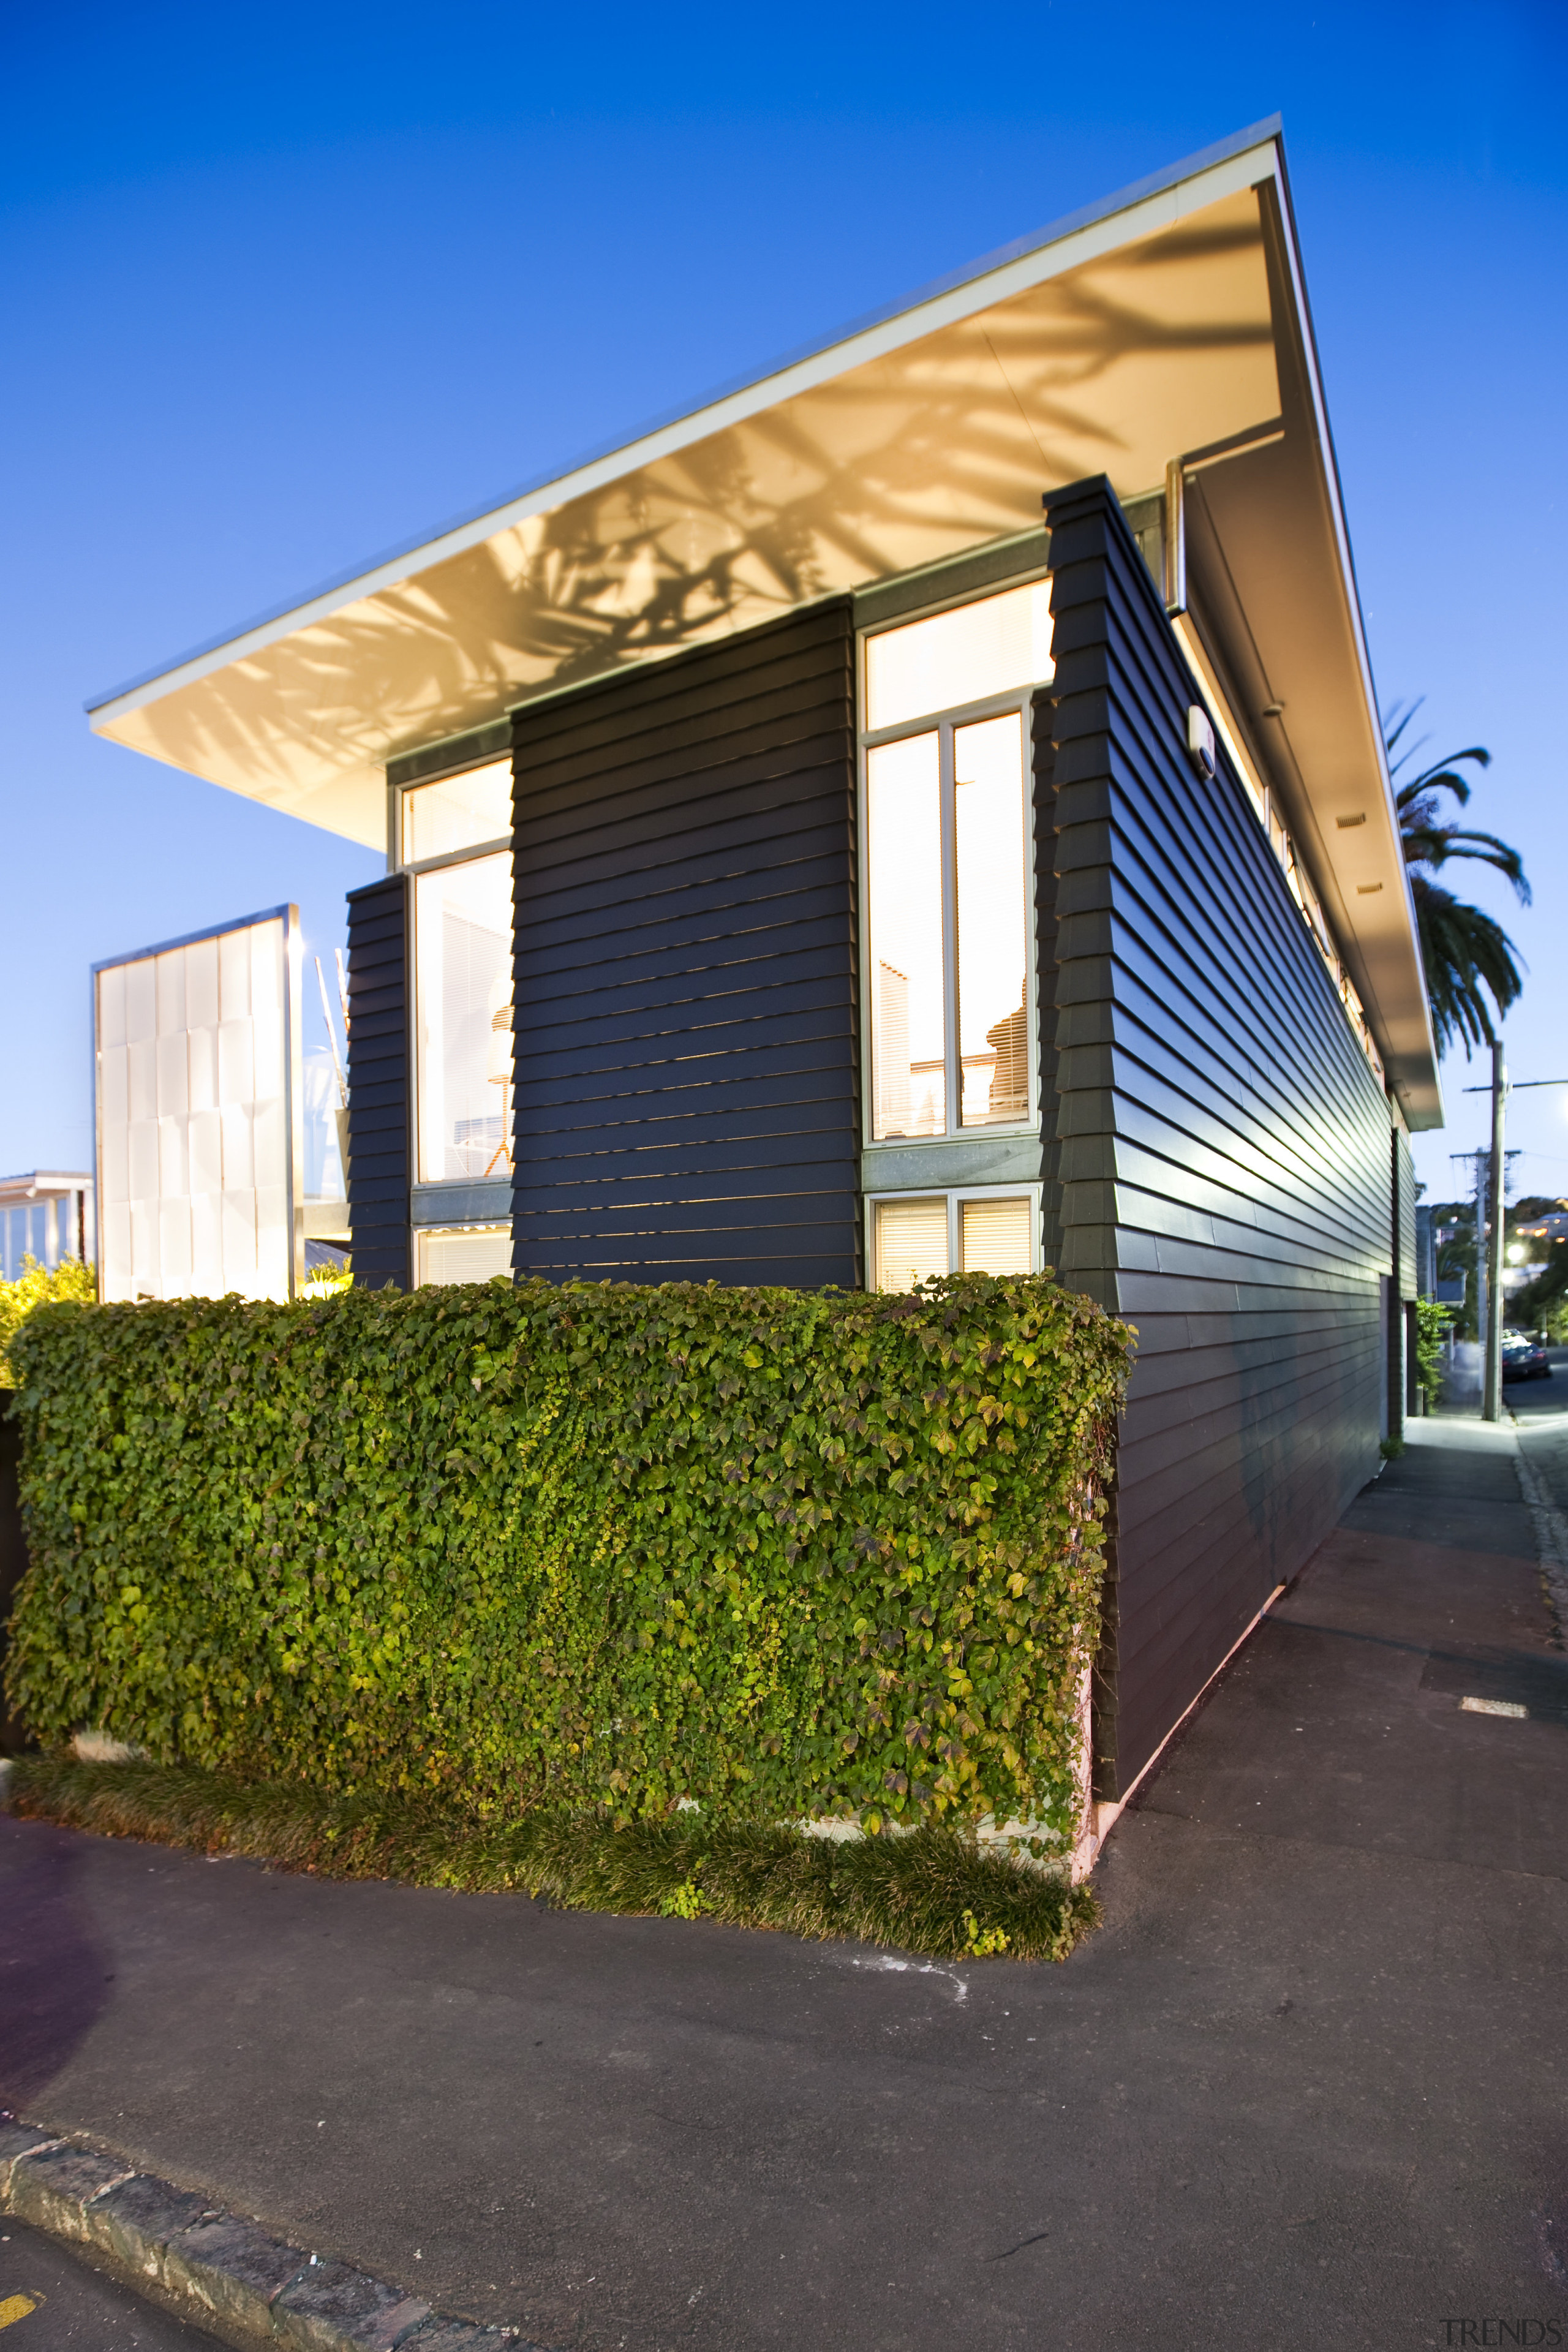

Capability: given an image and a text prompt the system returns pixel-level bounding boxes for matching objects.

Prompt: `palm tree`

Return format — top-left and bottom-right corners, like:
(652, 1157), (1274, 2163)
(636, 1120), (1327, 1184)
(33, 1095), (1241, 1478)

(1386, 701), (1529, 1057)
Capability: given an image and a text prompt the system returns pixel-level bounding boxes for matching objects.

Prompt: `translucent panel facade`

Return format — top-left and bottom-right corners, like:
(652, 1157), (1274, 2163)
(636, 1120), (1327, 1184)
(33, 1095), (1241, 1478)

(864, 580), (1053, 731)
(96, 910), (301, 1303)
(402, 760), (512, 864)
(415, 851), (515, 1183)
(415, 1225), (514, 1285)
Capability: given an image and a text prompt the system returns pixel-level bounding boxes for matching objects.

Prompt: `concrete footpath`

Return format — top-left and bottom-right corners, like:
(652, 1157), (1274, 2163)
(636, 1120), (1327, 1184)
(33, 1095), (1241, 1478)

(2, 1417), (1566, 2352)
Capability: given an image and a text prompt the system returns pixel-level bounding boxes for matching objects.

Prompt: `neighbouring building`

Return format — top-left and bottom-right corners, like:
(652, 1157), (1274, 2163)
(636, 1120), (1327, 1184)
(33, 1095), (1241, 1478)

(83, 122), (1442, 1807)
(0, 1172), (94, 1281)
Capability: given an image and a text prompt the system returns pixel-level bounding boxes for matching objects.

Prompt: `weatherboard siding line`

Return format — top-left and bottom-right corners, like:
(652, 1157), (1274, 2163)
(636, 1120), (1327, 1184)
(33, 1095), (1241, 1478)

(513, 824), (858, 935)
(511, 691), (854, 836)
(513, 876), (858, 979)
(513, 929), (859, 1029)
(511, 800), (856, 916)
(510, 601), (859, 1287)
(1054, 568), (1381, 1150)
(1101, 1118), (1385, 1261)
(510, 1013), (857, 1098)
(514, 752), (856, 876)
(345, 872), (412, 1294)
(509, 1060), (860, 1128)
(1091, 1020), (1387, 1237)
(1060, 793), (1377, 1182)
(507, 607), (854, 773)
(1042, 472), (1389, 1801)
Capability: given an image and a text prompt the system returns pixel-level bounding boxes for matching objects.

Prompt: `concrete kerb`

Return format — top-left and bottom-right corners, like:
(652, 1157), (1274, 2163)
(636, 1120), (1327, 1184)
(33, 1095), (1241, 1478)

(0, 2114), (538, 2352)
(1509, 1433), (1568, 1644)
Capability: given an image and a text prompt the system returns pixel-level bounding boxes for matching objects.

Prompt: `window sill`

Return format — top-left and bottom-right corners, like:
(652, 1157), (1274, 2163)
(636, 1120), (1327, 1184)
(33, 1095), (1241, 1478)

(861, 1135), (1044, 1193)
(411, 1178), (512, 1227)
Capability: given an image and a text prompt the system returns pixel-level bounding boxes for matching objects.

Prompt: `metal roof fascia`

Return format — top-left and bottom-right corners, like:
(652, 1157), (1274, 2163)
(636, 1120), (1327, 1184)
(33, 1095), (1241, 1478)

(90, 902), (296, 974)
(86, 119), (1285, 732)
(1256, 150), (1444, 1121)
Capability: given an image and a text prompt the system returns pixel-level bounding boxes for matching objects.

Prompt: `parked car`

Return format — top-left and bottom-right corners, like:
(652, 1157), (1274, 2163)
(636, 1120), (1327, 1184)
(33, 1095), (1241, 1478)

(1501, 1331), (1552, 1382)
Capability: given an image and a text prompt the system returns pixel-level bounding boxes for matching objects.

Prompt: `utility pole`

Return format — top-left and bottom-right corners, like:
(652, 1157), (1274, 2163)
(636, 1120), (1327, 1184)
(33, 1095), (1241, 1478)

(1469, 1148), (1487, 1377)
(1460, 1056), (1568, 1423)
(1482, 1039), (1507, 1422)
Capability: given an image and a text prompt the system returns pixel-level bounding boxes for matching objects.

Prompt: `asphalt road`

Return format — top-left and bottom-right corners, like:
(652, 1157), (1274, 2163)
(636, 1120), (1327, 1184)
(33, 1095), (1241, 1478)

(0, 2222), (217, 2349)
(1502, 1345), (1568, 1547)
(1, 1417), (1564, 2352)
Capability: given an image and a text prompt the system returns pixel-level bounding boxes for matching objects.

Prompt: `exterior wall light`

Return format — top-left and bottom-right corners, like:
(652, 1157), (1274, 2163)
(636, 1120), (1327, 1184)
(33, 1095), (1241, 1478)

(1186, 704), (1216, 780)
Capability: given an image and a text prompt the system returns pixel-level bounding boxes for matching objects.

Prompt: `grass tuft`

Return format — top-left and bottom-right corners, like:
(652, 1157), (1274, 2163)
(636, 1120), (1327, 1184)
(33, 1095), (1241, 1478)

(2, 1755), (1097, 1964)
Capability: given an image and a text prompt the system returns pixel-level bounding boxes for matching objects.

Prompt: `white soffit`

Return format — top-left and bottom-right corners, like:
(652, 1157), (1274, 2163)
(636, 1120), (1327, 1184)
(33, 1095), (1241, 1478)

(85, 119), (1439, 1124)
(89, 129), (1282, 843)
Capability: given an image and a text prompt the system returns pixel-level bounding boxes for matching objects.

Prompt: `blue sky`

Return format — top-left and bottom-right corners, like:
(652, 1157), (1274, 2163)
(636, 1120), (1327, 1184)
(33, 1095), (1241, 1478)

(2, 0), (1564, 1204)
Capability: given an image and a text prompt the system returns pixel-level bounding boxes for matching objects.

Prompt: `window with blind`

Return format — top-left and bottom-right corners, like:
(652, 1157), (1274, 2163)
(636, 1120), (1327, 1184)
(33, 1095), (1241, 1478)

(870, 1189), (1038, 1294)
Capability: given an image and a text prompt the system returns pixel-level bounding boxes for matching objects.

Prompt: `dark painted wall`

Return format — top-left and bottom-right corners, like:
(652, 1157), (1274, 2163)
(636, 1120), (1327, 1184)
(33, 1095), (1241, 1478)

(1042, 476), (1392, 1798)
(1033, 693), (1065, 1272)
(1394, 1126), (1417, 1300)
(508, 603), (860, 1287)
(345, 873), (412, 1292)
(1391, 1124), (1417, 1433)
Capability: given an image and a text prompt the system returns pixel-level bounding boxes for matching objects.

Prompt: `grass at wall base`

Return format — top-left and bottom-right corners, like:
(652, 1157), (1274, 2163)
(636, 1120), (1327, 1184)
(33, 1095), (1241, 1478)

(4, 1271), (1129, 1960)
(2, 1754), (1099, 1961)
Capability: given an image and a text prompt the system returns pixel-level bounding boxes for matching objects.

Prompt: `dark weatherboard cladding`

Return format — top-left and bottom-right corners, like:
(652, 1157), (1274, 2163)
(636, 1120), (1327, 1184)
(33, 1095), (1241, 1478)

(508, 603), (860, 1286)
(344, 873), (412, 1293)
(1041, 476), (1392, 1800)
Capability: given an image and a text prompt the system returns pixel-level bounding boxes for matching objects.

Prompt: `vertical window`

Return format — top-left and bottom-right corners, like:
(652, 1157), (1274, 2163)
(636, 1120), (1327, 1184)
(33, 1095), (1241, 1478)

(954, 713), (1028, 1128)
(862, 582), (1049, 1145)
(415, 849), (514, 1183)
(867, 733), (944, 1139)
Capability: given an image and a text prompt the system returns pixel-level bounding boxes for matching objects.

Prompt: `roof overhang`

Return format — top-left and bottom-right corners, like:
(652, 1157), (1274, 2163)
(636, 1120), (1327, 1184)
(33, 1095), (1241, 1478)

(87, 118), (1441, 1128)
(0, 1171), (94, 1204)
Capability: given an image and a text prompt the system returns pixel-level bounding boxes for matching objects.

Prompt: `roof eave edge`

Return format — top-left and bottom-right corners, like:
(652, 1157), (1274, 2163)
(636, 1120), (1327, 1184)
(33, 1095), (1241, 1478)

(86, 119), (1286, 729)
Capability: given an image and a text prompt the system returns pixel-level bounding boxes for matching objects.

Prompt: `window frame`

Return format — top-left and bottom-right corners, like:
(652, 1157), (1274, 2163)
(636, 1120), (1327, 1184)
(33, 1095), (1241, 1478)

(396, 767), (514, 1197)
(414, 1220), (514, 1287)
(864, 1181), (1042, 1291)
(856, 576), (1050, 1154)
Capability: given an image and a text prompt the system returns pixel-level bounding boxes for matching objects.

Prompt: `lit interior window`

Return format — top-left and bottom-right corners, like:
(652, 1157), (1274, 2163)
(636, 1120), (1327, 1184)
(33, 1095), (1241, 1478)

(415, 850), (514, 1182)
(864, 592), (1035, 1144)
(867, 732), (944, 1140)
(960, 1194), (1033, 1275)
(417, 1224), (513, 1285)
(954, 713), (1028, 1128)
(865, 580), (1053, 733)
(873, 1197), (948, 1293)
(404, 760), (512, 864)
(873, 1192), (1036, 1291)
